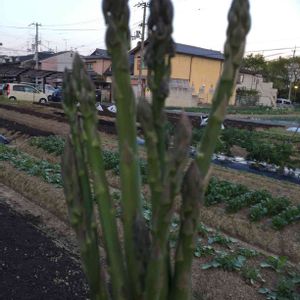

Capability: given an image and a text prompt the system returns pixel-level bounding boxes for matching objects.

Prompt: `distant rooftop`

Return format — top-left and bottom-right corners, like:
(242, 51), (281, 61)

(130, 42), (224, 61)
(175, 43), (224, 61)
(86, 48), (110, 60)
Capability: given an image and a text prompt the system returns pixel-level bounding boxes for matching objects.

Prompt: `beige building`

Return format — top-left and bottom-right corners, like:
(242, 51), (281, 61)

(131, 42), (225, 107)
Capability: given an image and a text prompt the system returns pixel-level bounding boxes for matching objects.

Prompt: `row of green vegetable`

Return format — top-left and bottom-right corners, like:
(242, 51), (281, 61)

(206, 177), (300, 230)
(192, 127), (300, 169)
(2, 142), (299, 230)
(30, 128), (300, 171)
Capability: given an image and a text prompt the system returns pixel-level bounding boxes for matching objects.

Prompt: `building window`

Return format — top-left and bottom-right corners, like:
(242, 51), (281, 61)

(86, 63), (93, 71)
(137, 57), (147, 70)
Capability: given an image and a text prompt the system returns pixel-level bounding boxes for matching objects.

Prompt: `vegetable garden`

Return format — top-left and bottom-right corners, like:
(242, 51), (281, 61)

(1, 127), (300, 299)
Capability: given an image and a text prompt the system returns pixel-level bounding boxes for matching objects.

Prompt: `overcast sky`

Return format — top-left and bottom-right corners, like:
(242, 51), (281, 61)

(1, 0), (300, 59)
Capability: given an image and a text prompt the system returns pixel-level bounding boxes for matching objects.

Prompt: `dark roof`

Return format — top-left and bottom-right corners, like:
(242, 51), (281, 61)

(175, 43), (223, 60)
(16, 52), (56, 63)
(88, 48), (110, 59)
(9, 51), (71, 64)
(130, 42), (224, 61)
(0, 65), (28, 77)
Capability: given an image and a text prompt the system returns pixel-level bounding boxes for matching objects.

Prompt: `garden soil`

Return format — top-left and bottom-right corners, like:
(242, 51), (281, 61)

(0, 188), (88, 299)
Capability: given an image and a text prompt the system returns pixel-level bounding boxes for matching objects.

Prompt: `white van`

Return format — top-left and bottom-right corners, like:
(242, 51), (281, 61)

(5, 83), (48, 103)
(276, 98), (293, 108)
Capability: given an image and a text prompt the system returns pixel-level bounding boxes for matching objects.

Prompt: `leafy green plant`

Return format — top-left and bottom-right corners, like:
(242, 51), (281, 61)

(102, 150), (119, 170)
(272, 206), (300, 230)
(197, 223), (211, 237)
(30, 135), (65, 156)
(225, 191), (265, 213)
(247, 142), (293, 169)
(237, 247), (258, 258)
(207, 233), (236, 247)
(194, 239), (215, 258)
(260, 256), (287, 273)
(259, 277), (300, 300)
(191, 126), (298, 168)
(205, 177), (249, 206)
(202, 251), (246, 271)
(249, 197), (291, 222)
(241, 266), (264, 285)
(0, 144), (62, 186)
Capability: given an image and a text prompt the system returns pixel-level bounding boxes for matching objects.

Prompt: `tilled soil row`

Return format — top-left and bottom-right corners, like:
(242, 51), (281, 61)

(0, 117), (55, 136)
(0, 105), (117, 135)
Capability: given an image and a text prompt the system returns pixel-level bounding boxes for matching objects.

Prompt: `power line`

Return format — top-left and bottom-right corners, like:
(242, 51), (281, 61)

(246, 46), (299, 53)
(43, 19), (99, 27)
(0, 25), (104, 32)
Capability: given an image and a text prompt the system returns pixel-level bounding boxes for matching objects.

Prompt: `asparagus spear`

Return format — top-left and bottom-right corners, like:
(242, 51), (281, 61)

(171, 1), (251, 299)
(102, 1), (148, 298)
(64, 55), (128, 300)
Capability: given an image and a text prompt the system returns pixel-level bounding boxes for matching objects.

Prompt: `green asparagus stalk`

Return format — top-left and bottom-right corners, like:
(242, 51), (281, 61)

(102, 1), (148, 298)
(196, 0), (251, 176)
(62, 136), (107, 300)
(169, 161), (202, 300)
(145, 0), (175, 186)
(137, 98), (161, 221)
(64, 55), (128, 300)
(171, 1), (251, 299)
(144, 113), (192, 300)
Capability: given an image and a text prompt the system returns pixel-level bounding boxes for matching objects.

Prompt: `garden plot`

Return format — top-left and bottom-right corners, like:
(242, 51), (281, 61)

(1, 134), (300, 261)
(1, 109), (300, 299)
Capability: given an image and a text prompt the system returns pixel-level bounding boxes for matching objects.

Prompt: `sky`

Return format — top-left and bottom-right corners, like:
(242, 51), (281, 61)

(0, 0), (300, 60)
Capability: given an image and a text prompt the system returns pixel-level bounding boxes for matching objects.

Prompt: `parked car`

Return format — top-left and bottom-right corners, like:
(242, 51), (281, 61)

(38, 84), (56, 101)
(276, 98), (293, 108)
(0, 83), (5, 95)
(4, 83), (48, 103)
(51, 88), (63, 102)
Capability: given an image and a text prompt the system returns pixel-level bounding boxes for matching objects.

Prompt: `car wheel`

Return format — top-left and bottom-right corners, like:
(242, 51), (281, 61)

(39, 98), (47, 104)
(9, 96), (16, 101)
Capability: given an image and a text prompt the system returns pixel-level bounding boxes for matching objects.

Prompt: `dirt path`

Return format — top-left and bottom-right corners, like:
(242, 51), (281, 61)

(0, 184), (88, 299)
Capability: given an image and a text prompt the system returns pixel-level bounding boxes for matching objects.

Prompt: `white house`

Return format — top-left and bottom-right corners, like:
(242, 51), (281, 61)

(236, 70), (277, 106)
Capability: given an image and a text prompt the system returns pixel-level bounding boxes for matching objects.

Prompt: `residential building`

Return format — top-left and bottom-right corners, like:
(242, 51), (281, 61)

(84, 49), (111, 75)
(236, 70), (277, 106)
(130, 42), (225, 107)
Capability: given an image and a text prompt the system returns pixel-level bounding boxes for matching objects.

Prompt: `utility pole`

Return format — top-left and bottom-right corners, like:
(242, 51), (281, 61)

(29, 22), (42, 87)
(135, 1), (149, 97)
(288, 47), (297, 101)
